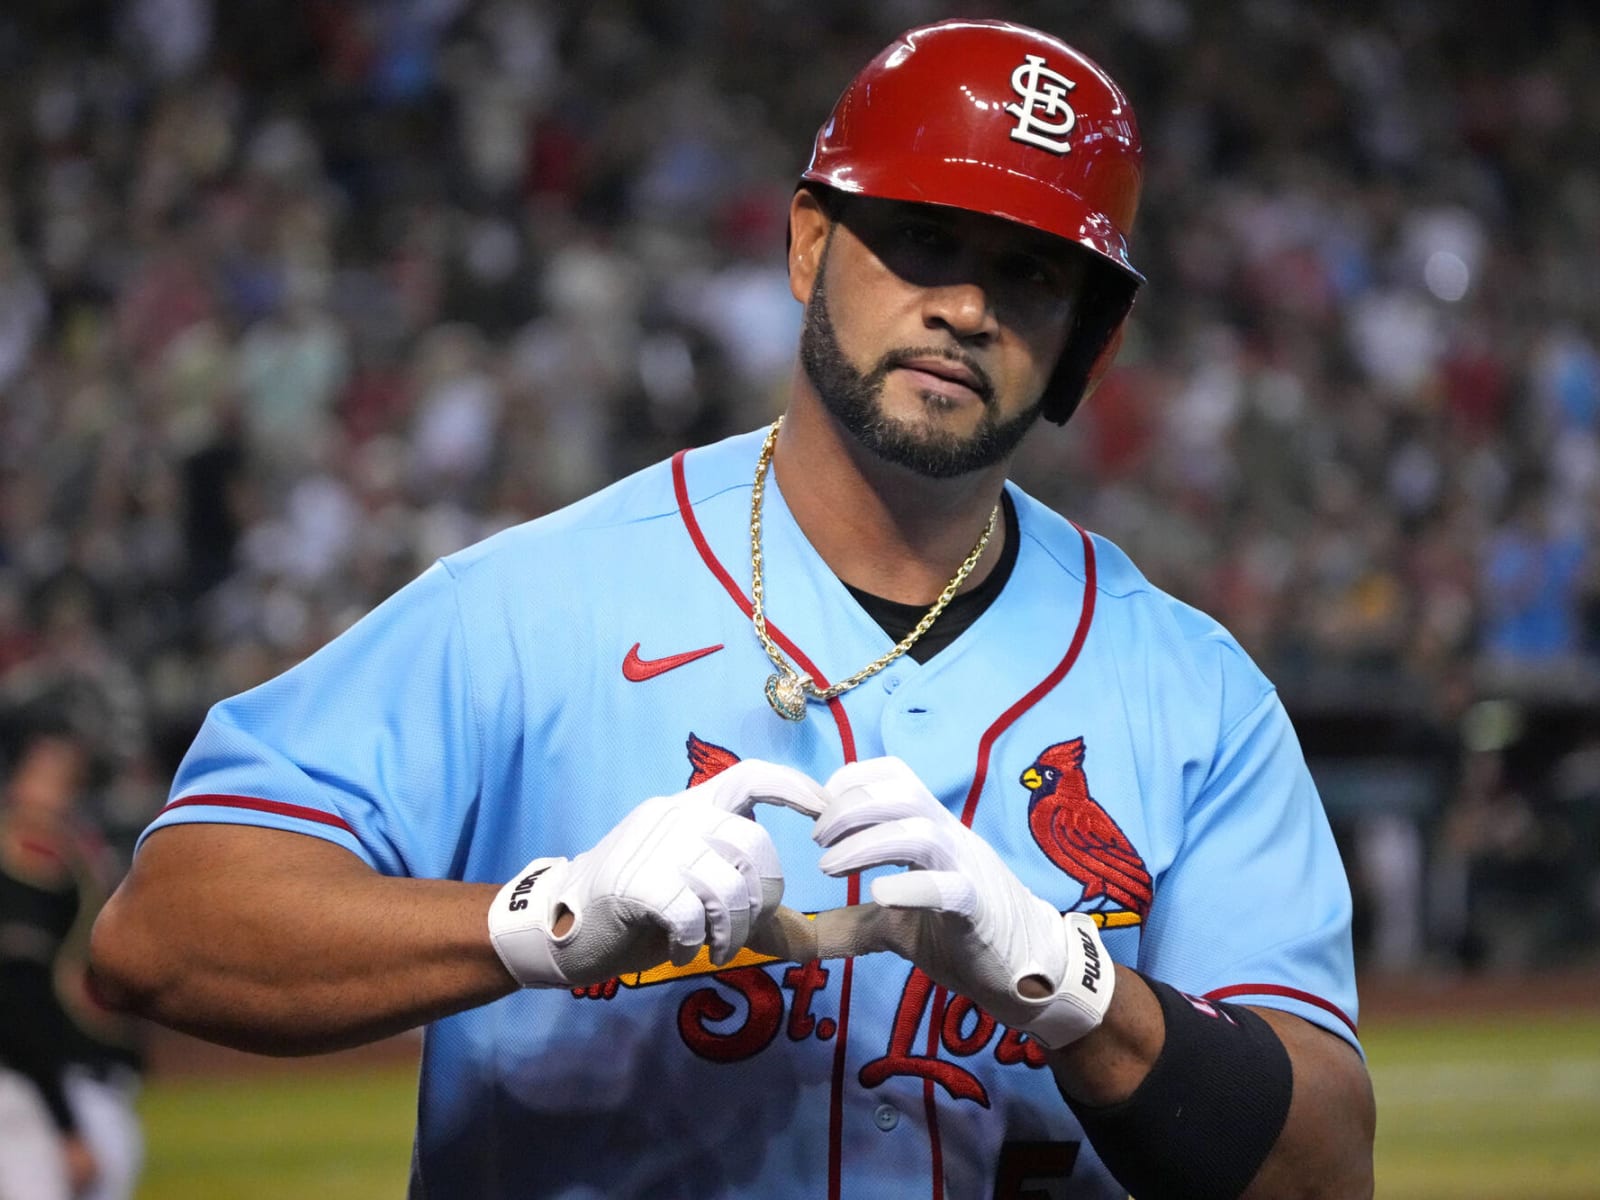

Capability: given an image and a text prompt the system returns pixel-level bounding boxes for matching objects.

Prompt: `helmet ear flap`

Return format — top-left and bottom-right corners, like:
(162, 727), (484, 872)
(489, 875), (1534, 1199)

(1041, 271), (1137, 425)
(1083, 321), (1129, 400)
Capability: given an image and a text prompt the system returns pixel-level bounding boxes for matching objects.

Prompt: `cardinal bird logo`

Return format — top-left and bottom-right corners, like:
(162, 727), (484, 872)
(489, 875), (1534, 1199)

(687, 733), (740, 786)
(1021, 738), (1151, 923)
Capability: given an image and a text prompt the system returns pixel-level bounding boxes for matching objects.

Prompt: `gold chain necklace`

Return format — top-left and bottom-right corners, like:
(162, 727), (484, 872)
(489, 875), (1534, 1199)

(749, 416), (999, 721)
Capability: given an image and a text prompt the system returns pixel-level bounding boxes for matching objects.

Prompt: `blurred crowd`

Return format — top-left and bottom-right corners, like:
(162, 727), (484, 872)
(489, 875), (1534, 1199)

(0, 0), (1597, 976)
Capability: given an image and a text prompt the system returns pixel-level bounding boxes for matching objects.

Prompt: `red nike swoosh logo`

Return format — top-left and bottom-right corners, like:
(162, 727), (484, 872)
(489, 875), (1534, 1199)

(622, 642), (725, 682)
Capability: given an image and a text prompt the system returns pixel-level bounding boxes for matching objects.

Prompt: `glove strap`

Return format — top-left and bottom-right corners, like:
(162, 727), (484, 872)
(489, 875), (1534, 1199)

(487, 857), (569, 988)
(1022, 913), (1117, 1049)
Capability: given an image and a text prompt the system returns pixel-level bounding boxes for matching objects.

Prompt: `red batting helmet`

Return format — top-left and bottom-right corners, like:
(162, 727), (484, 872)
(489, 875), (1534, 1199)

(801, 19), (1144, 424)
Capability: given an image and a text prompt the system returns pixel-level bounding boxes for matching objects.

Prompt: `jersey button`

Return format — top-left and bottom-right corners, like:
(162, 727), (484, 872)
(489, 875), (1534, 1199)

(873, 1103), (900, 1132)
(882, 673), (901, 693)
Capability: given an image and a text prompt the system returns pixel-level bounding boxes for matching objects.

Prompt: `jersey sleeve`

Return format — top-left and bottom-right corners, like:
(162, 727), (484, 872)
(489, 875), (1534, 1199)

(1137, 667), (1361, 1051)
(138, 561), (484, 879)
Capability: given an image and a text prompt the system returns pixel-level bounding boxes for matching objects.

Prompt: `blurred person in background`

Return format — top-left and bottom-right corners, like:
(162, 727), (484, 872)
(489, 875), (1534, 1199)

(0, 719), (143, 1200)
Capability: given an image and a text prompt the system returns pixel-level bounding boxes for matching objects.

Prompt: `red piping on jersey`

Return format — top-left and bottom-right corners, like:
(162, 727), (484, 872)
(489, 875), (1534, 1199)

(1204, 983), (1359, 1040)
(924, 986), (950, 1200)
(672, 447), (861, 1200)
(670, 450), (856, 759)
(925, 521), (1097, 1197)
(159, 794), (354, 833)
(959, 522), (1098, 825)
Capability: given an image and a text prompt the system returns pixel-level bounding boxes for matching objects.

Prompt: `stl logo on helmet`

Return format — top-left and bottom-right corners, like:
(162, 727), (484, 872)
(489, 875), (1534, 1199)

(1005, 54), (1078, 154)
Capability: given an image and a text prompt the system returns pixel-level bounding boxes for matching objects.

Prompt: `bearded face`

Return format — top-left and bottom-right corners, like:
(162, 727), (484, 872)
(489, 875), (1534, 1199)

(799, 253), (1046, 480)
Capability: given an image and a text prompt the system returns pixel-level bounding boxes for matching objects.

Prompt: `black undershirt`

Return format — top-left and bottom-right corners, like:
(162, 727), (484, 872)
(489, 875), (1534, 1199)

(844, 491), (1020, 664)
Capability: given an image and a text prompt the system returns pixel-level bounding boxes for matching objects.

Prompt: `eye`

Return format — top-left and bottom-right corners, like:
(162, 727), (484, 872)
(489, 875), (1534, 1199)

(1000, 251), (1064, 289)
(898, 220), (954, 252)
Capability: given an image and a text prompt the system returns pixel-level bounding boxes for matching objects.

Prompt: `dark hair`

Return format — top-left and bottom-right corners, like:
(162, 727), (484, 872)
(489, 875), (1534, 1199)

(1, 699), (106, 790)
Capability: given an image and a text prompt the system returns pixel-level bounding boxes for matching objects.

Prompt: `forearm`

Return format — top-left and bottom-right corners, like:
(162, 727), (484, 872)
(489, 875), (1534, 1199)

(89, 824), (516, 1055)
(1047, 964), (1164, 1104)
(1049, 966), (1375, 1200)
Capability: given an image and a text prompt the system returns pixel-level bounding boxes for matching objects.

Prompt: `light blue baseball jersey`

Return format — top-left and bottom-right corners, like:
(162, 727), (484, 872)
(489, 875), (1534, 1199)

(143, 427), (1359, 1200)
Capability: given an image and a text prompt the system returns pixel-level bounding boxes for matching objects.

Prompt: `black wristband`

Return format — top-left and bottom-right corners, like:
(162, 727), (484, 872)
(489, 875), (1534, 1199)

(1064, 977), (1293, 1200)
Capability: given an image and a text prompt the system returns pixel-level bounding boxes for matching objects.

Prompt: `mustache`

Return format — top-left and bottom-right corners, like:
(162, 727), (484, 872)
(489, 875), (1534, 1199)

(879, 347), (996, 405)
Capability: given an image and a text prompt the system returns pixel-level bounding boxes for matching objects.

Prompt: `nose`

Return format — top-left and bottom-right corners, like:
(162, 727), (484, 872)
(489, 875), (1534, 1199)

(922, 277), (999, 344)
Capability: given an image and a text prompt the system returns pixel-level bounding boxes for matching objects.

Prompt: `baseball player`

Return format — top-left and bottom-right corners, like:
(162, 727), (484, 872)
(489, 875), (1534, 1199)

(91, 20), (1375, 1199)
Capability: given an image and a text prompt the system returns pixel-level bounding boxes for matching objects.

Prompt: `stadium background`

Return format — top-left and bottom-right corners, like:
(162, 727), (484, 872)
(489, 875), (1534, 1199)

(0, 0), (1595, 1195)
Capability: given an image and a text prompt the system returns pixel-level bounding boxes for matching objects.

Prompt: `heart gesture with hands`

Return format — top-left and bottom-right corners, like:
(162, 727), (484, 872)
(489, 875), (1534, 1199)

(490, 754), (1114, 1052)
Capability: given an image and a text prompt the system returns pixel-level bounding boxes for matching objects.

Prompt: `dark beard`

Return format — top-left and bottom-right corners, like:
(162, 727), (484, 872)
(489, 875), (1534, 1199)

(798, 262), (1042, 480)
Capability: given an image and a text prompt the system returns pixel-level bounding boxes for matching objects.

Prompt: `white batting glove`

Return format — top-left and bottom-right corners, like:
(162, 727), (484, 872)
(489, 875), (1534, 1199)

(814, 757), (1114, 1049)
(489, 760), (827, 988)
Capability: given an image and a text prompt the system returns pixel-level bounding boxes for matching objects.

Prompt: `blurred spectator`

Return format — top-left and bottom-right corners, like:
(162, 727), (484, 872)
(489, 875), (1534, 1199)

(1480, 491), (1589, 664)
(1434, 702), (1588, 971)
(0, 239), (49, 394)
(0, 722), (143, 1200)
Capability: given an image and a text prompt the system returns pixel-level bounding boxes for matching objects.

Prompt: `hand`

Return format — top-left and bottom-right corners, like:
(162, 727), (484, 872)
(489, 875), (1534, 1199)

(489, 760), (827, 988)
(813, 757), (1114, 1049)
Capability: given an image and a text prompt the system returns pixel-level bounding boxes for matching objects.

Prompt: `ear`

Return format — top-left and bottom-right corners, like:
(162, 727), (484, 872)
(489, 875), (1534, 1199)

(788, 189), (832, 305)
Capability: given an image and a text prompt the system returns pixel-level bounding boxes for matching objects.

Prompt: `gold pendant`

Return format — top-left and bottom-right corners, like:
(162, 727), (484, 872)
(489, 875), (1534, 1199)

(764, 671), (809, 721)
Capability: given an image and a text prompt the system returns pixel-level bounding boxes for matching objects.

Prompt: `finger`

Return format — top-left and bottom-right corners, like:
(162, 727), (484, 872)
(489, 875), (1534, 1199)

(695, 807), (782, 894)
(816, 817), (960, 876)
(656, 885), (712, 966)
(812, 786), (921, 849)
(871, 870), (979, 921)
(708, 760), (829, 818)
(680, 850), (752, 966)
(703, 826), (778, 919)
(823, 756), (941, 808)
(677, 805), (782, 915)
(816, 761), (945, 848)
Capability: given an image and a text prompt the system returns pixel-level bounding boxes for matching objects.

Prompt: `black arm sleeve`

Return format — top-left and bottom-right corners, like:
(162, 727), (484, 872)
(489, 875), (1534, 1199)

(1063, 976), (1293, 1200)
